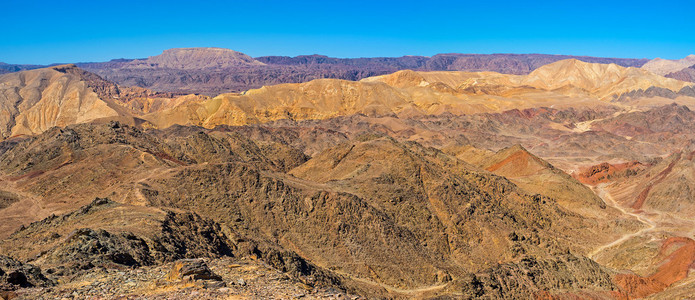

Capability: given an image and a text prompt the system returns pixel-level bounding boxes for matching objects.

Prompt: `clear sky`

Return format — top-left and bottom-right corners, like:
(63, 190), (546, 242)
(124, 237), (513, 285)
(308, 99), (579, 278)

(2, 0), (694, 64)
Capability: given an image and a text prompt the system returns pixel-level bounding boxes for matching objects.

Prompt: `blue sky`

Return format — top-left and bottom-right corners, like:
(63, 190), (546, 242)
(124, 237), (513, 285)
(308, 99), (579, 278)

(1, 0), (694, 64)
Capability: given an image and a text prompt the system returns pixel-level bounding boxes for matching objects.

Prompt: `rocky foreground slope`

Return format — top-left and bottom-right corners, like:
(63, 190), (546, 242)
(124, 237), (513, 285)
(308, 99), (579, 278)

(0, 120), (636, 298)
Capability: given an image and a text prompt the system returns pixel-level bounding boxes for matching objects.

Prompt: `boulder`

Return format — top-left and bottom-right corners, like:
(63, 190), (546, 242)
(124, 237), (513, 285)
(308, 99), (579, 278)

(166, 259), (222, 282)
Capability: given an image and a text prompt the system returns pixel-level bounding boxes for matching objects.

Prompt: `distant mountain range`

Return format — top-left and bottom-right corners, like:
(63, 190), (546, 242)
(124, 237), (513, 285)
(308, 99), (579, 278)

(1, 47), (660, 95)
(0, 62), (47, 74)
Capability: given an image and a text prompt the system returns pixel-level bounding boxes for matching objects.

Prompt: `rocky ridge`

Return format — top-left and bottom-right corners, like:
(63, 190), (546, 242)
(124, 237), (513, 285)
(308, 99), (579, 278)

(666, 64), (695, 83)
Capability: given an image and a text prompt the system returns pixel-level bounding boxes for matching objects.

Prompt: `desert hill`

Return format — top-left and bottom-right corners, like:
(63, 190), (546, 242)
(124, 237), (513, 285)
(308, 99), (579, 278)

(2, 62), (693, 168)
(522, 59), (692, 99)
(0, 50), (653, 95)
(561, 105), (695, 298)
(592, 103), (695, 143)
(474, 144), (605, 210)
(0, 104), (691, 297)
(641, 54), (695, 76)
(366, 59), (692, 99)
(601, 150), (695, 218)
(578, 151), (695, 299)
(0, 117), (652, 298)
(0, 65), (121, 138)
(0, 64), (217, 138)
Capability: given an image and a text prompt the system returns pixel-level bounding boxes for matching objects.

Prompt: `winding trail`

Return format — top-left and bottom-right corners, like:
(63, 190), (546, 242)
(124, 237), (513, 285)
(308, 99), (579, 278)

(584, 182), (695, 298)
(572, 107), (637, 133)
(331, 269), (449, 295)
(587, 183), (656, 259)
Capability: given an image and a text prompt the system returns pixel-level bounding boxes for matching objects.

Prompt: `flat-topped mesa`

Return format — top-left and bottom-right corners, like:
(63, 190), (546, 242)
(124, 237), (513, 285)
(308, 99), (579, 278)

(126, 47), (265, 69)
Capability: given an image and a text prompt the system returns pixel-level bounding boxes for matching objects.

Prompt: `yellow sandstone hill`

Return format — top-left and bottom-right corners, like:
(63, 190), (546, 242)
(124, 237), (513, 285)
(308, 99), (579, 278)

(522, 59), (692, 99)
(143, 59), (693, 129)
(0, 65), (120, 138)
(367, 59), (692, 99)
(1, 60), (692, 138)
(0, 65), (217, 138)
(142, 79), (419, 128)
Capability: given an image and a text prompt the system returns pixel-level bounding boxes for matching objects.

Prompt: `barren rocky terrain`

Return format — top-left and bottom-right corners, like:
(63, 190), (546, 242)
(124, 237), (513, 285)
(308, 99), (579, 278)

(1, 54), (695, 299)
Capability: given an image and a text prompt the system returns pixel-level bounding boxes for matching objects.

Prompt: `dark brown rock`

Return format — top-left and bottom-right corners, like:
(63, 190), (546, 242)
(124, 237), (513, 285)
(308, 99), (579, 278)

(0, 255), (51, 290)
